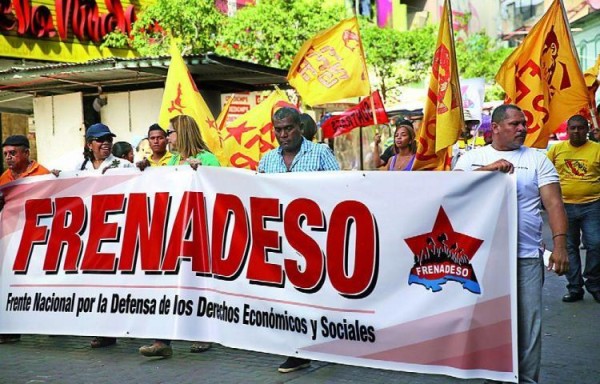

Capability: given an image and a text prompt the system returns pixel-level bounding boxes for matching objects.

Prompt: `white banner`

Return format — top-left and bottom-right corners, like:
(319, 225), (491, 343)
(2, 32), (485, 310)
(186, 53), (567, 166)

(0, 167), (518, 382)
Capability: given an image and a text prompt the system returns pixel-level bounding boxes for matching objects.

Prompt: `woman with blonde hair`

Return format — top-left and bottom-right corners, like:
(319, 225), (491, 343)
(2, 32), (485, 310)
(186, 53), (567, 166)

(139, 114), (219, 358)
(167, 115), (220, 167)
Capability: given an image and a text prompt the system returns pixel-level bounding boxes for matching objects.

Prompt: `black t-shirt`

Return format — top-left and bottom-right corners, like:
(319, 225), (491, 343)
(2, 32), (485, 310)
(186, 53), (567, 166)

(380, 145), (395, 164)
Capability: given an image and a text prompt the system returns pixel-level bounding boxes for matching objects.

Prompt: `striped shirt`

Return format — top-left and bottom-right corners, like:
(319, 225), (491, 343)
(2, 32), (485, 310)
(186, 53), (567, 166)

(258, 138), (340, 173)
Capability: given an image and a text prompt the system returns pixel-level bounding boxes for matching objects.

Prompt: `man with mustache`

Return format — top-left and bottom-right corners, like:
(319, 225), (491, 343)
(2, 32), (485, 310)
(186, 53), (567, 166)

(454, 104), (569, 383)
(547, 115), (600, 304)
(0, 135), (50, 187)
(0, 135), (50, 344)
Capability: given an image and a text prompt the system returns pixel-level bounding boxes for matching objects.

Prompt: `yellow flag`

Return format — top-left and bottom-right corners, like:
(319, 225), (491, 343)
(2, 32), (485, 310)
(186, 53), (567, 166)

(222, 89), (290, 170)
(495, 0), (589, 149)
(584, 55), (600, 88)
(584, 54), (600, 102)
(159, 43), (226, 165)
(411, 0), (463, 171)
(287, 17), (370, 106)
(584, 55), (600, 128)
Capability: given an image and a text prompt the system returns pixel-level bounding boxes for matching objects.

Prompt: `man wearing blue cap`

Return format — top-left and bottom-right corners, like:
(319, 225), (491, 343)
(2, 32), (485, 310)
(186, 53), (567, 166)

(75, 123), (133, 172)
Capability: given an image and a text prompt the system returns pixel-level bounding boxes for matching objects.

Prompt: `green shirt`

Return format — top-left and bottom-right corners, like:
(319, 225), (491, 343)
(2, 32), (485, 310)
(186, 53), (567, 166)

(174, 151), (221, 167)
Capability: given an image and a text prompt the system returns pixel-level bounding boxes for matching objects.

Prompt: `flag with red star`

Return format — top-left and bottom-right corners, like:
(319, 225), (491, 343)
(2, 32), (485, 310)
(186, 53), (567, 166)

(222, 89), (291, 170)
(159, 42), (227, 165)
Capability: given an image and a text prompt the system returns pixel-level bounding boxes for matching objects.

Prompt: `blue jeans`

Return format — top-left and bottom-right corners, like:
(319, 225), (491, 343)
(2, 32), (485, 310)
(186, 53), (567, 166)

(564, 199), (600, 294)
(345, 0), (371, 18)
(517, 257), (544, 384)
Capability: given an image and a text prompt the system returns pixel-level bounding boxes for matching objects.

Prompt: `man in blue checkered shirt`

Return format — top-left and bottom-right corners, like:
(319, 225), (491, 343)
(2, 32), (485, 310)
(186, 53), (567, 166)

(259, 107), (339, 373)
(258, 107), (340, 173)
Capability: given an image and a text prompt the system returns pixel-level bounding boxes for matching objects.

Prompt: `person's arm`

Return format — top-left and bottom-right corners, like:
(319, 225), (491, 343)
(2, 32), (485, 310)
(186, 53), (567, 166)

(257, 155), (266, 173)
(136, 158), (151, 171)
(473, 159), (514, 173)
(454, 153), (514, 173)
(372, 134), (384, 169)
(539, 182), (569, 275)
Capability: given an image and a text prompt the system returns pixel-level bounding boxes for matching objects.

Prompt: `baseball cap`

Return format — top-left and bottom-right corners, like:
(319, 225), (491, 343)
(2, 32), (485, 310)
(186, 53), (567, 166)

(2, 135), (30, 148)
(86, 123), (116, 139)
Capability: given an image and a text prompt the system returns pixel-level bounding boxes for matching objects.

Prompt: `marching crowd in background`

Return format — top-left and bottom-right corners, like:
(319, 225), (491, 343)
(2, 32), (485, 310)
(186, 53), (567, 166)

(0, 103), (598, 382)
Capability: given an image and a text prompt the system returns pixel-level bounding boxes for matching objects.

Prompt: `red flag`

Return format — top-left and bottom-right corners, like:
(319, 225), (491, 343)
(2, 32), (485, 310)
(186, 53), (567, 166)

(321, 91), (388, 138)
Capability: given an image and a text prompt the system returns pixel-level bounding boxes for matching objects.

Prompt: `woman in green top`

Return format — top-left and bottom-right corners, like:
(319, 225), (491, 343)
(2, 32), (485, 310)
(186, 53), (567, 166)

(167, 114), (220, 168)
(139, 114), (219, 358)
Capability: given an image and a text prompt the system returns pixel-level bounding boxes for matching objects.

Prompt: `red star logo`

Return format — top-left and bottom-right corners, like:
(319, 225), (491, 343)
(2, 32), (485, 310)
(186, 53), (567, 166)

(404, 207), (483, 293)
(223, 121), (255, 144)
(405, 207), (483, 261)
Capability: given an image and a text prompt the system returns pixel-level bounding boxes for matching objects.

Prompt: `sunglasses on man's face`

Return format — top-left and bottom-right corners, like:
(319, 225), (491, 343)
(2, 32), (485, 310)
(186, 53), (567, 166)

(91, 136), (113, 143)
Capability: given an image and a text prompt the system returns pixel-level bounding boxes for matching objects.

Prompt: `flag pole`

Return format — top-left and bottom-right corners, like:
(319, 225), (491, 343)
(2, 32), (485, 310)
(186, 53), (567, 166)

(446, 0), (464, 129)
(359, 126), (364, 170)
(558, 0), (599, 131)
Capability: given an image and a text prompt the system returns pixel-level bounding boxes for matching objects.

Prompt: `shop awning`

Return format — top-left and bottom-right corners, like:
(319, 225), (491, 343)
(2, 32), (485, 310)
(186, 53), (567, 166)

(0, 53), (289, 114)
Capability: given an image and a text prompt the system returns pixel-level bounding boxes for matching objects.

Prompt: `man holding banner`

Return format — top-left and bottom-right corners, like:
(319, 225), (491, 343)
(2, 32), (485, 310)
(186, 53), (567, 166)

(0, 135), (51, 344)
(258, 106), (339, 373)
(455, 104), (569, 383)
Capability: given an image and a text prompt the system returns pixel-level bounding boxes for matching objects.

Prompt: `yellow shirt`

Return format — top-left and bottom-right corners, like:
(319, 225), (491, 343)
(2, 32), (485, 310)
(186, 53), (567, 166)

(547, 140), (600, 204)
(147, 151), (178, 167)
(458, 137), (485, 149)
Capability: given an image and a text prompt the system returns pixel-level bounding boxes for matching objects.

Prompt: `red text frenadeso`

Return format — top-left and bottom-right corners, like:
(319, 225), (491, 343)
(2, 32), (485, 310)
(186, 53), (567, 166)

(12, 193), (379, 298)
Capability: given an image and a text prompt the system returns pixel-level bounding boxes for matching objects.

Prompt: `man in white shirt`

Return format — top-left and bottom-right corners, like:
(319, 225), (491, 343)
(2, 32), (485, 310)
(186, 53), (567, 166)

(454, 104), (568, 384)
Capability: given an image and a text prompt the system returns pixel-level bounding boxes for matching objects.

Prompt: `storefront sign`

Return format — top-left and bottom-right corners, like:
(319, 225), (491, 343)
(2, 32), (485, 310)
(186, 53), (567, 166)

(0, 0), (143, 61)
(0, 0), (135, 41)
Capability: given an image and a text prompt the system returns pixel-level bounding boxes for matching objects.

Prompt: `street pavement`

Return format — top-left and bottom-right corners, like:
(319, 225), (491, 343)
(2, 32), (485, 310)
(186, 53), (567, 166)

(1, 214), (599, 384)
